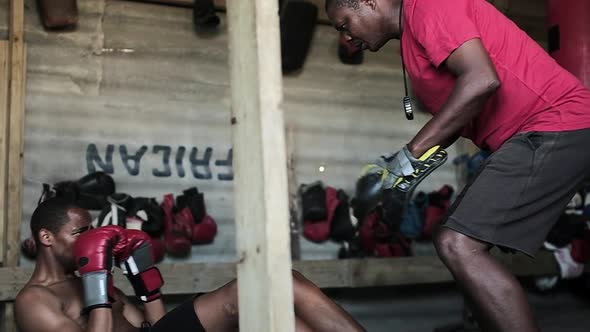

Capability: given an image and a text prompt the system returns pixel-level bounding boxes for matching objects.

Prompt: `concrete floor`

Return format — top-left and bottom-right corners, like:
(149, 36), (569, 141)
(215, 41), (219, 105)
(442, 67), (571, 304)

(328, 281), (590, 332)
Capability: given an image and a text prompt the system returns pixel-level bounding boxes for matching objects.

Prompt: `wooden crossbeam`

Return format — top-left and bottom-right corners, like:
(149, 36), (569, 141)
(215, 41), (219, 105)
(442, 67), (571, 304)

(126, 0), (330, 22)
(0, 254), (559, 302)
(126, 0), (546, 24)
(126, 0), (548, 46)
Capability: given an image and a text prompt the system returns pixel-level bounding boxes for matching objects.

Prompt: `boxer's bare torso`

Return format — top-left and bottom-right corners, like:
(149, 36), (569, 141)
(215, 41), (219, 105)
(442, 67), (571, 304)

(16, 275), (143, 332)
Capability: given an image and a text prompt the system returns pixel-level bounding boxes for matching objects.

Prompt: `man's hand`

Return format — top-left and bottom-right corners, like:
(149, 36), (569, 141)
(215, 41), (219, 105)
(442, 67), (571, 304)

(115, 229), (164, 303)
(354, 145), (448, 218)
(362, 145), (420, 188)
(74, 225), (126, 314)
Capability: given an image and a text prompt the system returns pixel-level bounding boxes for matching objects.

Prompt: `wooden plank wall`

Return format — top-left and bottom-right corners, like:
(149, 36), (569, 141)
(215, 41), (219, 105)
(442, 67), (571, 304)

(0, 0), (550, 266)
(1, 0), (452, 264)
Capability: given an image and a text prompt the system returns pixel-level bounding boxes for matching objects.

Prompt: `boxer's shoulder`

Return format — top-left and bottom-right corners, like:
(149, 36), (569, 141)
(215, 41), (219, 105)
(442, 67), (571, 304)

(15, 283), (64, 325)
(16, 283), (61, 308)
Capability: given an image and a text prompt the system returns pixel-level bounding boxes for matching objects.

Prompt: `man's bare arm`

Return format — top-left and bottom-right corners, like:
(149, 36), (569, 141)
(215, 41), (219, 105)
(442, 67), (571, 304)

(15, 286), (112, 332)
(143, 298), (167, 325)
(408, 38), (500, 156)
(113, 287), (165, 326)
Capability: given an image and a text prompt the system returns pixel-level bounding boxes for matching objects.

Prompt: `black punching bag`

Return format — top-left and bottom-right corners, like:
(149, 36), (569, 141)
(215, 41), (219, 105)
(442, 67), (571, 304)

(280, 1), (318, 73)
(547, 0), (590, 88)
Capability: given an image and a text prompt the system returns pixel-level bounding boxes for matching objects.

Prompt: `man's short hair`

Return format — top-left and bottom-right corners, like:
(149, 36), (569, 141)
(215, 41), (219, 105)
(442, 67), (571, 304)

(30, 198), (79, 244)
(326, 0), (360, 10)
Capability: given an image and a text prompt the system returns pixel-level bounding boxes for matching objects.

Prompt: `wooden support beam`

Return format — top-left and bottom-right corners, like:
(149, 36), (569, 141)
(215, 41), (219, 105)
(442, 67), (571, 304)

(0, 253), (560, 302)
(226, 0), (295, 331)
(0, 42), (9, 265)
(6, 0), (26, 269)
(286, 124), (301, 260)
(3, 1), (26, 331)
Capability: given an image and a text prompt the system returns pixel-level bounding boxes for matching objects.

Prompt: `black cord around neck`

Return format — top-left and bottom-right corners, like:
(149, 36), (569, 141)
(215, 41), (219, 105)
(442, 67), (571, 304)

(399, 0), (409, 98)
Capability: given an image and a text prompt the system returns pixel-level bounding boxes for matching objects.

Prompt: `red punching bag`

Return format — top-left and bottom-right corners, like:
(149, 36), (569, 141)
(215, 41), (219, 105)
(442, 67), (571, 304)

(547, 0), (590, 88)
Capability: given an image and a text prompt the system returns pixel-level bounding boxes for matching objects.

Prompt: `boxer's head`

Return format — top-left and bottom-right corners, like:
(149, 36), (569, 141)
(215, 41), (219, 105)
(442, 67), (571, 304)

(325, 0), (399, 52)
(31, 198), (92, 272)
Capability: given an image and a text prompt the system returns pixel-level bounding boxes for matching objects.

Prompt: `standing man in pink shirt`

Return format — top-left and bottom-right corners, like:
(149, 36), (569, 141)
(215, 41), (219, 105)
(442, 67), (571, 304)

(325, 0), (590, 331)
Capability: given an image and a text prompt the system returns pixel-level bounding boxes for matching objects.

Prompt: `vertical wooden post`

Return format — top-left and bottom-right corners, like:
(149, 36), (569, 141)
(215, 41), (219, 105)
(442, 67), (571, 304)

(226, 0), (296, 331)
(6, 0), (26, 269)
(3, 1), (26, 331)
(0, 42), (9, 266)
(286, 125), (301, 260)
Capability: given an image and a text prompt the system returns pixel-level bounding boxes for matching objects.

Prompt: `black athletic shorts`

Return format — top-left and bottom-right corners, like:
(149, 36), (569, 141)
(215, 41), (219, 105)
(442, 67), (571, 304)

(444, 128), (590, 256)
(149, 294), (206, 332)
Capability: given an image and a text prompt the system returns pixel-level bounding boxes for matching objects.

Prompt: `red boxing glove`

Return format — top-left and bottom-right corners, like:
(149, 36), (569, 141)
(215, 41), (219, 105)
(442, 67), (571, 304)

(116, 229), (164, 303)
(74, 225), (126, 313)
(161, 194), (191, 257)
(191, 214), (217, 244)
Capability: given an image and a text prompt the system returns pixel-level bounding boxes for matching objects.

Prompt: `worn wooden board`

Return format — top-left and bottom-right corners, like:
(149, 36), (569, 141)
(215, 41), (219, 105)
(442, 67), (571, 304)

(0, 252), (560, 302)
(226, 0), (296, 330)
(0, 42), (9, 265)
(3, 0), (26, 330)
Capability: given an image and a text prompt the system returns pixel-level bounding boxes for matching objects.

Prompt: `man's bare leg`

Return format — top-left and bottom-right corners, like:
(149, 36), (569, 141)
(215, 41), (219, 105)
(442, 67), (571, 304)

(434, 227), (540, 332)
(194, 280), (240, 332)
(195, 271), (365, 332)
(292, 270), (367, 332)
(296, 316), (314, 332)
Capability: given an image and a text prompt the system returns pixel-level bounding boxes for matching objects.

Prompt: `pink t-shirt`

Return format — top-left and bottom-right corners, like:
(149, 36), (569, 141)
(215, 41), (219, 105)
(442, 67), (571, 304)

(401, 0), (590, 151)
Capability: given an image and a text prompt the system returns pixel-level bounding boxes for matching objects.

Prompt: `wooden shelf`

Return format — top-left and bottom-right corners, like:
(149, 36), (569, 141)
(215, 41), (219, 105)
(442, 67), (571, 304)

(0, 252), (559, 302)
